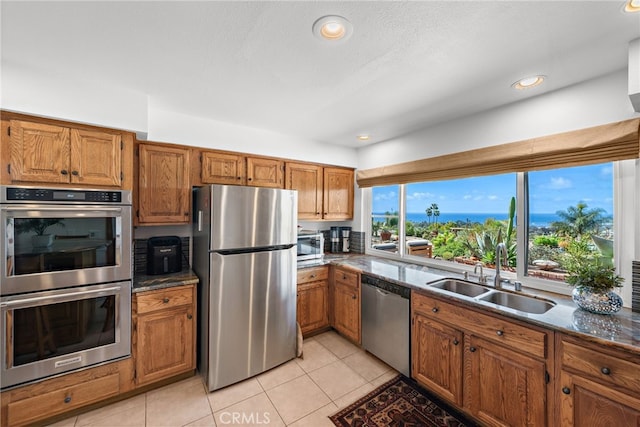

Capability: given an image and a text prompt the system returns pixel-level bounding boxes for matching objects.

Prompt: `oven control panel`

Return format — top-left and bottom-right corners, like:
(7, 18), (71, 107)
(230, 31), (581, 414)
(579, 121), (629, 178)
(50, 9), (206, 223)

(2, 186), (131, 204)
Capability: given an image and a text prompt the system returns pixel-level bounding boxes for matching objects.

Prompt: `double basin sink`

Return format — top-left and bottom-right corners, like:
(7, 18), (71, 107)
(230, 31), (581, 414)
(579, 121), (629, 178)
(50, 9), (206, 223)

(429, 279), (556, 314)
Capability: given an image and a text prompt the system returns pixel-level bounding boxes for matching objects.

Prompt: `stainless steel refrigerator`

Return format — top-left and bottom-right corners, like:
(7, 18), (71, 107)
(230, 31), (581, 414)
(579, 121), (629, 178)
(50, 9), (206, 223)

(192, 184), (297, 391)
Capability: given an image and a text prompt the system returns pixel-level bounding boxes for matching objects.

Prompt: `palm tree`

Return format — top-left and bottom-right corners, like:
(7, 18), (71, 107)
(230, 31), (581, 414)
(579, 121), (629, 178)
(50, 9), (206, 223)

(426, 206), (433, 225)
(431, 203), (440, 227)
(551, 202), (608, 239)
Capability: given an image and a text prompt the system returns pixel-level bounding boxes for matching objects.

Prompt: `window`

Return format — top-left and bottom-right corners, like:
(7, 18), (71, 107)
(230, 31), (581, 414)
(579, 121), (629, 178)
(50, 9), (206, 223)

(526, 163), (614, 282)
(404, 175), (516, 265)
(367, 162), (616, 289)
(370, 185), (400, 253)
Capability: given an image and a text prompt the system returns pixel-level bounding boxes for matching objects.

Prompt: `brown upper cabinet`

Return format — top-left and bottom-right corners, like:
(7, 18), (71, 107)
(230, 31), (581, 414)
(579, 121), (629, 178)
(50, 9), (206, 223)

(5, 118), (129, 188)
(199, 150), (283, 188)
(136, 142), (191, 225)
(285, 163), (354, 220)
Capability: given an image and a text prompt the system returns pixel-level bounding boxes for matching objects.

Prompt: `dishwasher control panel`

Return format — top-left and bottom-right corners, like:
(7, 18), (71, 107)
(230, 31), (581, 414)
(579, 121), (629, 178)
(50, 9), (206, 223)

(361, 274), (411, 299)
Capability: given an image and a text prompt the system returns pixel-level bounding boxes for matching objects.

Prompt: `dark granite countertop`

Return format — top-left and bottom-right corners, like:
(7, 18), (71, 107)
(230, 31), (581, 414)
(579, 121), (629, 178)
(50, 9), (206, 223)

(300, 254), (640, 355)
(133, 269), (199, 293)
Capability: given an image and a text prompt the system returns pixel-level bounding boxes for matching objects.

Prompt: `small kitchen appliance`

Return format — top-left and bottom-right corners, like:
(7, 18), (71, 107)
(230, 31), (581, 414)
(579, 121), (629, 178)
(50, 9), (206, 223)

(341, 226), (351, 253)
(147, 236), (182, 275)
(330, 226), (340, 253)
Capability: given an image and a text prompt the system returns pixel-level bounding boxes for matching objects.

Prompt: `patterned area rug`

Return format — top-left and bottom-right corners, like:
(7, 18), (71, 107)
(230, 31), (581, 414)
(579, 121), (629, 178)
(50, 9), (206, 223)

(329, 375), (477, 427)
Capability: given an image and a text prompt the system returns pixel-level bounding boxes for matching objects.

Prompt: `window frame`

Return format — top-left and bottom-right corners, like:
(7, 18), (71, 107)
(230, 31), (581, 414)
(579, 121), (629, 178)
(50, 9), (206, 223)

(364, 161), (630, 296)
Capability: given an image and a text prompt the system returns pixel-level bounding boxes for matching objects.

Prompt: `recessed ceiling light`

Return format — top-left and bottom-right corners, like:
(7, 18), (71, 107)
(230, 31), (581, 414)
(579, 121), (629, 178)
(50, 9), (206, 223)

(624, 0), (640, 12)
(313, 15), (352, 42)
(512, 75), (546, 90)
(357, 134), (371, 141)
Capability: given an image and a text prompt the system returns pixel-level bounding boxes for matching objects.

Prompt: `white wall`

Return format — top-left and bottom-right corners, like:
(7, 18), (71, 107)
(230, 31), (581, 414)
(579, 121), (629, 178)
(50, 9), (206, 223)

(146, 103), (358, 168)
(0, 62), (148, 135)
(357, 69), (639, 169)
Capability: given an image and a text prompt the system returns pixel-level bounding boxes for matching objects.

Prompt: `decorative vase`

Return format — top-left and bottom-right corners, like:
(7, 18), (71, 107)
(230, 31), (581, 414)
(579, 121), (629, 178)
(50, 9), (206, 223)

(380, 231), (392, 241)
(571, 288), (623, 315)
(31, 234), (54, 248)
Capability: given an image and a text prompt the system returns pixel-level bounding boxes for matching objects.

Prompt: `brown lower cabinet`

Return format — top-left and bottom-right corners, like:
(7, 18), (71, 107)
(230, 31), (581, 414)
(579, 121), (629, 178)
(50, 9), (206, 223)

(331, 266), (361, 344)
(133, 284), (197, 386)
(557, 334), (640, 426)
(297, 266), (330, 336)
(412, 290), (551, 427)
(0, 359), (134, 427)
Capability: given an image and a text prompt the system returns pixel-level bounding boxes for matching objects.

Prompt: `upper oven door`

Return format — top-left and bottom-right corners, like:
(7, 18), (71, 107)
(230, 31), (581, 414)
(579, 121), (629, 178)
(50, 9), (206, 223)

(1, 205), (132, 295)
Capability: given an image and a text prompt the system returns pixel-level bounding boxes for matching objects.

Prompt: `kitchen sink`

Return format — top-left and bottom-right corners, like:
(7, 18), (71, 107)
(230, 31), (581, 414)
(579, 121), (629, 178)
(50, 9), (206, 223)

(478, 291), (556, 314)
(430, 279), (490, 298)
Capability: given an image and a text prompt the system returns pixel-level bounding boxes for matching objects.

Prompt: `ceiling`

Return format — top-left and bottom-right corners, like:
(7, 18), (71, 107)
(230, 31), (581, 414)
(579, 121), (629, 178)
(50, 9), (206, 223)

(1, 1), (639, 148)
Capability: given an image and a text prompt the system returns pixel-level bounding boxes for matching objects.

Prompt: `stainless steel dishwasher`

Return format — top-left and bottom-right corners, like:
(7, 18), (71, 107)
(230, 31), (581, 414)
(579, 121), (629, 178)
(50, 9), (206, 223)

(361, 274), (410, 376)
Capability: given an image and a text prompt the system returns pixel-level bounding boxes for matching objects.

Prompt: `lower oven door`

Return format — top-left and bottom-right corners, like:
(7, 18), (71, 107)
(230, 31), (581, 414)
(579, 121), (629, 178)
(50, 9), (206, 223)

(0, 281), (131, 389)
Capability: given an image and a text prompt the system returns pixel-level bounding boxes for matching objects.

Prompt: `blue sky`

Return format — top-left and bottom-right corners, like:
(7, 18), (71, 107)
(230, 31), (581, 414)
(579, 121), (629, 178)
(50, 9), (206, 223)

(372, 163), (613, 214)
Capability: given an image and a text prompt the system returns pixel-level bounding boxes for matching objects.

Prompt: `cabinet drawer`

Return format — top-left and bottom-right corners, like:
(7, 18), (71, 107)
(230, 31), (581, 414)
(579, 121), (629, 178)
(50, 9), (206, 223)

(297, 266), (329, 284)
(412, 292), (547, 359)
(7, 373), (119, 426)
(333, 267), (359, 288)
(561, 338), (640, 394)
(136, 286), (194, 314)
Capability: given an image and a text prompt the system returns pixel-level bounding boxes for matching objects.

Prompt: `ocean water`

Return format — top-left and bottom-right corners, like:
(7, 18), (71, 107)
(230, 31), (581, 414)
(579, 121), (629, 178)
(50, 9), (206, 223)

(373, 212), (561, 227)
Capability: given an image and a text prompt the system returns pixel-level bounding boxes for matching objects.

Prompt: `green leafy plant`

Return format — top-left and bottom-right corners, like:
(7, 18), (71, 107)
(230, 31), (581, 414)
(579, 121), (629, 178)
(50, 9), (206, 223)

(564, 240), (623, 293)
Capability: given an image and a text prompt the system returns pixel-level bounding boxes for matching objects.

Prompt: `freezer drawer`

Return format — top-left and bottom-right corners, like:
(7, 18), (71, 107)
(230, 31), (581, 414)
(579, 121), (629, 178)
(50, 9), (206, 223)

(361, 280), (410, 376)
(202, 246), (296, 391)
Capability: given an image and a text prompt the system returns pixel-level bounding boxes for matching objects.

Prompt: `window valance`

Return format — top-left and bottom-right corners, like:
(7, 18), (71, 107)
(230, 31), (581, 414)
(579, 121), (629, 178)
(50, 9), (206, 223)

(356, 119), (640, 187)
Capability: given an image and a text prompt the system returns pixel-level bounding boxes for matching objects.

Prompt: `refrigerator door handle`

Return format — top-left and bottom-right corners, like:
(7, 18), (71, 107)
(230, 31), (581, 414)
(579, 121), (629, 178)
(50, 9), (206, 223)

(198, 210), (203, 232)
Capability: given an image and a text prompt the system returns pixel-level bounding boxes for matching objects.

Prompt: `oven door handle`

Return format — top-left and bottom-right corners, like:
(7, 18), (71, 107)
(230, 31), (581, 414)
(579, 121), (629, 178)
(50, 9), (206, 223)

(0, 286), (122, 309)
(1, 206), (124, 213)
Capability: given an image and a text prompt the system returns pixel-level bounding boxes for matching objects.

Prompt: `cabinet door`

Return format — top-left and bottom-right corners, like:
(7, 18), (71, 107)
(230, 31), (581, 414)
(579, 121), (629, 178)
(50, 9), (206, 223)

(285, 162), (323, 220)
(559, 370), (640, 427)
(297, 280), (329, 335)
(246, 157), (283, 188)
(412, 314), (463, 405)
(323, 167), (354, 220)
(201, 151), (244, 185)
(135, 305), (195, 386)
(467, 335), (547, 427)
(9, 120), (70, 183)
(332, 281), (360, 343)
(70, 129), (122, 186)
(138, 144), (190, 224)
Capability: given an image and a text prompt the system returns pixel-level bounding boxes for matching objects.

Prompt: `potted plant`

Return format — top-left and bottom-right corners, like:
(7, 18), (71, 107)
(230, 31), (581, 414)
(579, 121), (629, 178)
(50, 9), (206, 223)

(14, 218), (65, 247)
(564, 242), (624, 314)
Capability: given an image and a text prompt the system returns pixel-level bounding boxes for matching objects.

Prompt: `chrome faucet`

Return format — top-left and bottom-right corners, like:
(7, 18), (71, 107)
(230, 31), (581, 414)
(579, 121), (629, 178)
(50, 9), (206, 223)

(494, 242), (508, 289)
(473, 262), (486, 284)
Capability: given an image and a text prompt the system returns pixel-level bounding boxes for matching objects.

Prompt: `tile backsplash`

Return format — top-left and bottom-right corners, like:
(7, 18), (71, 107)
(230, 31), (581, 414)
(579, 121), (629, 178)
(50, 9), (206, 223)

(632, 261), (640, 313)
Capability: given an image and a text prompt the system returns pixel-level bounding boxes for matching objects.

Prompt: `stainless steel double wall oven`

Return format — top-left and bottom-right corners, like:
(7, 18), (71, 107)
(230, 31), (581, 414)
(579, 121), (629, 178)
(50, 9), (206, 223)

(1, 186), (132, 389)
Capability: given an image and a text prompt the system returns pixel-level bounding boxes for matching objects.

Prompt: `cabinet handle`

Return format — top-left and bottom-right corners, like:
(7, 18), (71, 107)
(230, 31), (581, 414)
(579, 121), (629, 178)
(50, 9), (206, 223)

(310, 274), (316, 278)
(64, 395), (72, 403)
(601, 367), (611, 375)
(61, 169), (69, 175)
(496, 330), (504, 336)
(469, 346), (476, 352)
(248, 177), (253, 181)
(342, 275), (347, 280)
(187, 314), (193, 320)
(71, 170), (79, 176)
(237, 176), (241, 180)
(562, 387), (571, 395)
(453, 339), (459, 346)
(316, 212), (320, 215)
(162, 298), (170, 304)
(352, 295), (356, 300)
(432, 307), (438, 313)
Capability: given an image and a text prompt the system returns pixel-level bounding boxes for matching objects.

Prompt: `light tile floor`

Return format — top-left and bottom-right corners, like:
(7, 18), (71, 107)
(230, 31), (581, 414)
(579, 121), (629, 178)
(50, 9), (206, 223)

(47, 331), (398, 427)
